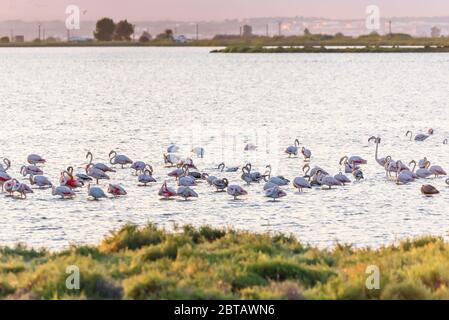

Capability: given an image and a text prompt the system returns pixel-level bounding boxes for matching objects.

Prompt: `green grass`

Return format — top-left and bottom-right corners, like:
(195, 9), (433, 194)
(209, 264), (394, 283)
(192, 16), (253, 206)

(0, 223), (448, 299)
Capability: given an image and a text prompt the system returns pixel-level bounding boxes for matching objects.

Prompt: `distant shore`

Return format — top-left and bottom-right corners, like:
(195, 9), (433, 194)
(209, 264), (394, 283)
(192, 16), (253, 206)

(211, 45), (449, 54)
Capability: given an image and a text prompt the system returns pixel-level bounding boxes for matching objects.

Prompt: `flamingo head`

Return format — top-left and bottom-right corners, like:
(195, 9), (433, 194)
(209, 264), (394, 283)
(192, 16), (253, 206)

(428, 128), (434, 135)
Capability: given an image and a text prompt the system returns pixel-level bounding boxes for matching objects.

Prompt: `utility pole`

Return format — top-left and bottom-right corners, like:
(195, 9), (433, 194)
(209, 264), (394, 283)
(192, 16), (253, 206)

(388, 20), (392, 35)
(10, 29), (13, 42)
(266, 24), (269, 37)
(239, 26), (242, 37)
(278, 21), (282, 36)
(38, 23), (41, 41)
(67, 29), (70, 42)
(43, 28), (46, 41)
(196, 24), (199, 40)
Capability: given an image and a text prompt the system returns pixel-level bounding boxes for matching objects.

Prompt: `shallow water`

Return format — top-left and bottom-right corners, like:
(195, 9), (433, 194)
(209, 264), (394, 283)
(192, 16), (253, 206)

(1, 47), (449, 250)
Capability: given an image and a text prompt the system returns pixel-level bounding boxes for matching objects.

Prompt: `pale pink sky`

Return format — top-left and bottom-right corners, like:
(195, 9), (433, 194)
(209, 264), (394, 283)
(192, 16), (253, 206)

(2, 0), (449, 21)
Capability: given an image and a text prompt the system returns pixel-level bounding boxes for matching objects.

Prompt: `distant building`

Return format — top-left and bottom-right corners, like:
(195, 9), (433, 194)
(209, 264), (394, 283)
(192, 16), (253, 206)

(14, 35), (25, 42)
(174, 35), (189, 43)
(242, 25), (253, 37)
(431, 26), (441, 38)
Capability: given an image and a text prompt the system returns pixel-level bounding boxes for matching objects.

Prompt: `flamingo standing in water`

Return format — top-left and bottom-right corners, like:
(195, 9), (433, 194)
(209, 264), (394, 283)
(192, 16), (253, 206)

(334, 172), (351, 185)
(0, 171), (12, 191)
(191, 147), (205, 158)
(107, 184), (127, 196)
(263, 165), (289, 186)
(60, 170), (84, 189)
(227, 185), (248, 200)
(202, 173), (218, 186)
(245, 163), (265, 183)
(20, 165), (43, 177)
(339, 156), (360, 174)
(218, 163), (239, 172)
(131, 161), (147, 175)
(12, 182), (33, 199)
(409, 160), (432, 179)
(163, 153), (180, 167)
(265, 186), (287, 201)
(167, 144), (179, 153)
(27, 154), (46, 165)
(285, 139), (300, 157)
(301, 147), (312, 161)
(425, 161), (447, 178)
(406, 129), (433, 142)
(158, 181), (177, 199)
(212, 178), (229, 192)
(241, 166), (252, 185)
(0, 158), (11, 172)
(109, 150), (133, 168)
(52, 185), (75, 199)
(177, 186), (198, 200)
(88, 185), (107, 200)
(29, 175), (52, 189)
(86, 164), (110, 184)
(178, 168), (196, 187)
(293, 176), (312, 192)
(86, 151), (116, 173)
(4, 179), (18, 196)
(317, 170), (342, 189)
(138, 169), (157, 186)
(65, 166), (92, 183)
(368, 136), (389, 167)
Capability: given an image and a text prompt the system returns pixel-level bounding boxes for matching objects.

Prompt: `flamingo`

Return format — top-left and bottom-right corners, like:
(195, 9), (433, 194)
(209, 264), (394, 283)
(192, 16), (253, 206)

(131, 161), (147, 175)
(245, 163), (264, 183)
(218, 163), (239, 172)
(293, 176), (312, 192)
(202, 173), (218, 186)
(368, 136), (389, 167)
(317, 170), (342, 189)
(409, 160), (432, 179)
(20, 165), (43, 177)
(406, 129), (433, 142)
(263, 165), (289, 186)
(158, 181), (177, 199)
(334, 172), (351, 185)
(227, 185), (248, 200)
(163, 153), (180, 167)
(177, 158), (197, 170)
(421, 184), (439, 196)
(138, 168), (157, 186)
(265, 186), (287, 201)
(177, 186), (198, 200)
(167, 144), (179, 153)
(52, 185), (75, 199)
(60, 170), (83, 189)
(86, 151), (116, 173)
(301, 147), (312, 161)
(188, 171), (205, 180)
(285, 139), (300, 157)
(396, 167), (414, 185)
(109, 150), (133, 168)
(341, 155), (367, 166)
(88, 185), (107, 200)
(443, 139), (448, 145)
(29, 175), (52, 189)
(4, 179), (19, 196)
(107, 184), (127, 196)
(426, 161), (447, 178)
(178, 169), (196, 187)
(339, 156), (360, 174)
(212, 178), (229, 192)
(168, 165), (186, 180)
(418, 157), (428, 169)
(241, 166), (252, 185)
(27, 154), (46, 165)
(12, 182), (33, 198)
(446, 178), (449, 185)
(86, 164), (110, 184)
(0, 171), (12, 191)
(244, 143), (257, 151)
(263, 181), (279, 190)
(0, 158), (11, 172)
(191, 147), (205, 158)
(68, 166), (93, 183)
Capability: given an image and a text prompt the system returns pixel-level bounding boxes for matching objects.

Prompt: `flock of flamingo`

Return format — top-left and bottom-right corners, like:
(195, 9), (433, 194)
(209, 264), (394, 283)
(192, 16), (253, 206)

(0, 129), (448, 203)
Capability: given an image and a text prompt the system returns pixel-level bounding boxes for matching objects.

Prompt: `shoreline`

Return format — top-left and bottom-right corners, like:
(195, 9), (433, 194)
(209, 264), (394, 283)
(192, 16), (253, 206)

(211, 46), (449, 53)
(0, 223), (447, 299)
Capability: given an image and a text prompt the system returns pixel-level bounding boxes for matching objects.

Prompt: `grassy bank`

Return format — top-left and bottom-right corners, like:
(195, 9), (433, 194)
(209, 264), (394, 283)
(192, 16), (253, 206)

(0, 223), (448, 300)
(212, 45), (449, 53)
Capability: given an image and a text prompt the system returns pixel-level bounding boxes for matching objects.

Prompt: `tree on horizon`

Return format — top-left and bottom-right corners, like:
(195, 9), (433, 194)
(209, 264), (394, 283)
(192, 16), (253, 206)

(94, 17), (115, 41)
(114, 20), (134, 41)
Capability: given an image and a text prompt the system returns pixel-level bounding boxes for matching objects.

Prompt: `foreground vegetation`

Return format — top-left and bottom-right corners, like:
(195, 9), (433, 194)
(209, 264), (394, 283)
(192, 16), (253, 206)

(0, 223), (448, 299)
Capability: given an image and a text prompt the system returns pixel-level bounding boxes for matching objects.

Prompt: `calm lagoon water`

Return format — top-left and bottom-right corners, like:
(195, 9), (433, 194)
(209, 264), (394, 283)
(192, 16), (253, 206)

(1, 47), (449, 250)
